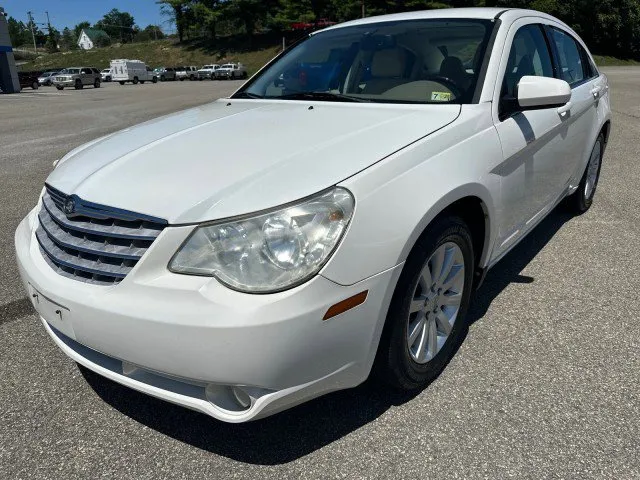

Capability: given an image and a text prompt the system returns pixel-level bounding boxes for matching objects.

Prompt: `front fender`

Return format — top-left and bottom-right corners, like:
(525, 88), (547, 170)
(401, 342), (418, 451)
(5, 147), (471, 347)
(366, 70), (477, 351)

(322, 104), (502, 286)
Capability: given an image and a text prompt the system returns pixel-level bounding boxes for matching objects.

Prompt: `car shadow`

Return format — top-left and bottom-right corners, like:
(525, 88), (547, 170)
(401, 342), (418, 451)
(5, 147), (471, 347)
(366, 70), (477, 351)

(80, 208), (573, 465)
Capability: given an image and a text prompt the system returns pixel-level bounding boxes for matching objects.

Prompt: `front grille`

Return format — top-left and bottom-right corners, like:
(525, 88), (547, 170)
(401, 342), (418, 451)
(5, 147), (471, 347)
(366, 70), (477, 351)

(36, 184), (167, 285)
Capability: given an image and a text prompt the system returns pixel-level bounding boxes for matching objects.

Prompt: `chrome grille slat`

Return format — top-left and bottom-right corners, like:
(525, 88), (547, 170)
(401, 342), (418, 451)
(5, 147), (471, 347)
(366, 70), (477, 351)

(36, 228), (132, 277)
(42, 195), (162, 241)
(38, 210), (146, 260)
(37, 186), (167, 285)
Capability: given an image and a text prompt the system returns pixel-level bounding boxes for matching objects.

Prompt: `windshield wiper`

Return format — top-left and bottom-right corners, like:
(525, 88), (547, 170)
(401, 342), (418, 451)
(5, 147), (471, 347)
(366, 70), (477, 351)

(273, 91), (369, 103)
(233, 91), (264, 99)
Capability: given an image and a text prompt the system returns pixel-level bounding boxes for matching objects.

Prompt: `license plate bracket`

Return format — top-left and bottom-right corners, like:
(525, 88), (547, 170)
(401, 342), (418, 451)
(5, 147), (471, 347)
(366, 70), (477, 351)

(29, 284), (76, 340)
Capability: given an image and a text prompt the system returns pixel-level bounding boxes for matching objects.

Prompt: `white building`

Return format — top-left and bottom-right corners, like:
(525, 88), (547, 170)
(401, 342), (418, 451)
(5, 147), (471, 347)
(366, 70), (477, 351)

(77, 29), (109, 50)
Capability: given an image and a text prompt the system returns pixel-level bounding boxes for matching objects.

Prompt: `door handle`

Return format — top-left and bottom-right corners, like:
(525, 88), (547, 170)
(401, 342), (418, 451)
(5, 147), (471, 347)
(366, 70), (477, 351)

(557, 102), (572, 116)
(590, 86), (602, 99)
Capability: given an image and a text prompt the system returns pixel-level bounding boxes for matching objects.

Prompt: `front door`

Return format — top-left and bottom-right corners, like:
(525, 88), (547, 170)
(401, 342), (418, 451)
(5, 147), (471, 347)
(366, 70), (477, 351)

(492, 21), (571, 257)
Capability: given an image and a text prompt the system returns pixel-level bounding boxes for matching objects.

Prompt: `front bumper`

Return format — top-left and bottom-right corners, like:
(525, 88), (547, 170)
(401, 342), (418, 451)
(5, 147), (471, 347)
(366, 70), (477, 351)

(15, 208), (401, 422)
(53, 79), (76, 87)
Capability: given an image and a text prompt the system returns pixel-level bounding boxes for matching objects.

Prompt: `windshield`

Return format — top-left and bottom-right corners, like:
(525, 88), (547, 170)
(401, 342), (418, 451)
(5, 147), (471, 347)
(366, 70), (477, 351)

(60, 69), (80, 75)
(238, 19), (493, 104)
(221, 64), (233, 69)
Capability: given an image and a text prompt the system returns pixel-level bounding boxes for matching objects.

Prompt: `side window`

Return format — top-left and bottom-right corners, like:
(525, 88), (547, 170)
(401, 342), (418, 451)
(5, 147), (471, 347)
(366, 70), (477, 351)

(550, 28), (586, 86)
(502, 24), (554, 99)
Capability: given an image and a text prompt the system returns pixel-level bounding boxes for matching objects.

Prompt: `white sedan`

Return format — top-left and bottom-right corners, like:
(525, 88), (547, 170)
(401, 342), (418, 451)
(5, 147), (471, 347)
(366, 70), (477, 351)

(15, 7), (610, 423)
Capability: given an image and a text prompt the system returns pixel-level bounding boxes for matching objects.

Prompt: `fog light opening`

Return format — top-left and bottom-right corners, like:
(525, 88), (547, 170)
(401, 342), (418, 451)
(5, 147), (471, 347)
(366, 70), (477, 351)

(232, 387), (252, 409)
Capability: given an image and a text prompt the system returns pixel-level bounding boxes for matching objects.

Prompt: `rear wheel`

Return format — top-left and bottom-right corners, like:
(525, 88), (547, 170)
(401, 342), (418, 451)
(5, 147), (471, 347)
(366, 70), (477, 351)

(74, 79), (82, 90)
(152, 77), (158, 84)
(133, 77), (139, 85)
(56, 85), (63, 90)
(94, 79), (100, 88)
(374, 216), (474, 390)
(140, 80), (145, 84)
(119, 81), (125, 85)
(566, 133), (605, 214)
(31, 81), (39, 90)
(160, 76), (165, 82)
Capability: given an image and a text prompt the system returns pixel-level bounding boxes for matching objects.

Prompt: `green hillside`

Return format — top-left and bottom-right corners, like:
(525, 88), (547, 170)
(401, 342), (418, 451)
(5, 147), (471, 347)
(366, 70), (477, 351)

(21, 40), (282, 74)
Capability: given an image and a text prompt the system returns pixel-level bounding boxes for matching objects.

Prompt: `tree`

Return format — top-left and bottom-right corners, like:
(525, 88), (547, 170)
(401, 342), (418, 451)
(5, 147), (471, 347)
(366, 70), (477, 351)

(45, 27), (60, 53)
(60, 27), (77, 51)
(158, 0), (190, 42)
(7, 17), (29, 46)
(135, 25), (166, 42)
(74, 21), (91, 40)
(95, 8), (136, 42)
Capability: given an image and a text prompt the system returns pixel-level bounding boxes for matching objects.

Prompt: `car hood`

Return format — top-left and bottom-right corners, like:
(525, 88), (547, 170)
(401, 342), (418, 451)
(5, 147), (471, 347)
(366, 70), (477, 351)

(47, 99), (460, 224)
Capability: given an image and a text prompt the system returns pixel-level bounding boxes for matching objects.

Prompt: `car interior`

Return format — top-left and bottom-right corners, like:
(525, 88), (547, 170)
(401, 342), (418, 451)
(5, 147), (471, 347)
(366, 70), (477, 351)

(259, 20), (491, 103)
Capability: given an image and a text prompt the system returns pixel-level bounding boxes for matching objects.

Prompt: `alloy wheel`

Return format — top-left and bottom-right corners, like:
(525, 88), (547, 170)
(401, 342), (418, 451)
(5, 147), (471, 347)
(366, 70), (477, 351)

(584, 139), (602, 199)
(406, 242), (465, 364)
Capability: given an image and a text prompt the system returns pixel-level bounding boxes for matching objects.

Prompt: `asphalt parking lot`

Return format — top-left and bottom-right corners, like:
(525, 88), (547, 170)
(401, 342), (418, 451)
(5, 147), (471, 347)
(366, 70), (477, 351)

(1, 71), (639, 479)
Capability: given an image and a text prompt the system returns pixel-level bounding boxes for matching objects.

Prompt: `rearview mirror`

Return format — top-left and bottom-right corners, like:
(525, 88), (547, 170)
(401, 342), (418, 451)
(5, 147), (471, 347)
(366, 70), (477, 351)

(517, 75), (571, 109)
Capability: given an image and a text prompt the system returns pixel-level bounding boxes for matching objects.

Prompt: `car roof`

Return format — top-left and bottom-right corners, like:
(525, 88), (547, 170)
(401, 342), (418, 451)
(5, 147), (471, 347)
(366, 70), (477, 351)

(318, 8), (567, 32)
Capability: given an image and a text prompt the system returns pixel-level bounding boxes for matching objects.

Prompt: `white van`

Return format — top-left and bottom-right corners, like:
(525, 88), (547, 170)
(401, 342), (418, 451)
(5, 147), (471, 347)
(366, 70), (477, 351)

(110, 59), (158, 85)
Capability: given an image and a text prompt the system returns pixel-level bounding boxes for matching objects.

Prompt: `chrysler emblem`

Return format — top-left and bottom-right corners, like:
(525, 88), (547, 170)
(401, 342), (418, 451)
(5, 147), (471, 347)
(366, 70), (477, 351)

(63, 197), (76, 215)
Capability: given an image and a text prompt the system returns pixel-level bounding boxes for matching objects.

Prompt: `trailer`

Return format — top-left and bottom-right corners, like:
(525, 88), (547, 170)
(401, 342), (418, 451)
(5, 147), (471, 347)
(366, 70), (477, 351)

(110, 59), (157, 85)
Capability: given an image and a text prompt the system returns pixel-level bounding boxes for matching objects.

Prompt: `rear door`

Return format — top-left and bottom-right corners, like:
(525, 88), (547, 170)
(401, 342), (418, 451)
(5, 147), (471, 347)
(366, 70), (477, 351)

(546, 25), (603, 188)
(492, 20), (569, 255)
(81, 68), (92, 85)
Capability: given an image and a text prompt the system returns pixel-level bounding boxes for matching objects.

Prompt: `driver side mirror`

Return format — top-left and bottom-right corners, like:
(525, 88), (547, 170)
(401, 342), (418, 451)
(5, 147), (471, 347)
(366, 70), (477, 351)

(517, 75), (571, 109)
(500, 75), (571, 119)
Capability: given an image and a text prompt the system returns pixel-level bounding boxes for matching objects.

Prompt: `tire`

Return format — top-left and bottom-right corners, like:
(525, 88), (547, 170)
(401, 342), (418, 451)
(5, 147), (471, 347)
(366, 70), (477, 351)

(32, 81), (39, 90)
(140, 80), (145, 84)
(119, 81), (125, 85)
(180, 77), (184, 81)
(152, 77), (158, 84)
(56, 85), (63, 90)
(565, 133), (605, 214)
(373, 216), (475, 390)
(74, 80), (82, 90)
(242, 72), (248, 79)
(160, 76), (165, 82)
(94, 79), (100, 88)
(133, 77), (139, 85)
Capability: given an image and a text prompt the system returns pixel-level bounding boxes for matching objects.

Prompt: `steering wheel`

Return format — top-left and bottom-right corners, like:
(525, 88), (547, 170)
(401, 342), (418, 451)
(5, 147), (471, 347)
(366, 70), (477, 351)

(422, 75), (463, 99)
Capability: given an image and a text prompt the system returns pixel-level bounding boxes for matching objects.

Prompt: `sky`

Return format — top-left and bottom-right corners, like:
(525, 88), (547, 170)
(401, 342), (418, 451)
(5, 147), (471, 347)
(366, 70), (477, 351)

(0, 0), (174, 33)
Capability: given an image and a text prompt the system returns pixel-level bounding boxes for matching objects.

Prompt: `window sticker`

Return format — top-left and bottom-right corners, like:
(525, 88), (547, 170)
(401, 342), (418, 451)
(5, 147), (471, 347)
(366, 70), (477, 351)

(431, 91), (452, 101)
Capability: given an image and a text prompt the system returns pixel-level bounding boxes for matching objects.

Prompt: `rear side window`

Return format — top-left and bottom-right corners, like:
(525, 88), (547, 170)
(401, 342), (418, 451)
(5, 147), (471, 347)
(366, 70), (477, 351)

(502, 24), (554, 99)
(550, 28), (587, 86)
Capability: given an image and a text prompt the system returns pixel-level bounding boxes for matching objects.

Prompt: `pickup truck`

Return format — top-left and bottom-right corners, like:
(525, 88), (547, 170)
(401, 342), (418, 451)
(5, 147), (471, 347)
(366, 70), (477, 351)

(197, 64), (220, 80)
(214, 63), (248, 80)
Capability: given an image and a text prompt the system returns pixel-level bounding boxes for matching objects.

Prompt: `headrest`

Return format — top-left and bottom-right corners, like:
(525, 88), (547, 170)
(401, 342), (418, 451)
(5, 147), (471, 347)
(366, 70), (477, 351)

(440, 56), (466, 78)
(371, 49), (406, 78)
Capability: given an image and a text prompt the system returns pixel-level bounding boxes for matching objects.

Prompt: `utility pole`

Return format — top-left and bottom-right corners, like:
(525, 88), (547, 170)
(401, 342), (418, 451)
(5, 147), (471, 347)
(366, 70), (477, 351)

(27, 11), (36, 53)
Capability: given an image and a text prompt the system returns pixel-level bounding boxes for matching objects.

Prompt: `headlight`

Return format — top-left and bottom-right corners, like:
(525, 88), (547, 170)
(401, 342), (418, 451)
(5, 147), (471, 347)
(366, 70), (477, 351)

(169, 187), (354, 293)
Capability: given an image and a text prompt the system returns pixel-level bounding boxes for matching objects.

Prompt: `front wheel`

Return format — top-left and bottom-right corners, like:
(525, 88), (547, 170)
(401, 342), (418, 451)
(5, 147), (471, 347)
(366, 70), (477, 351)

(74, 80), (83, 90)
(152, 77), (158, 84)
(94, 79), (100, 88)
(56, 85), (63, 90)
(374, 216), (474, 390)
(132, 77), (139, 85)
(565, 133), (605, 214)
(32, 81), (39, 90)
(119, 81), (125, 85)
(140, 80), (145, 84)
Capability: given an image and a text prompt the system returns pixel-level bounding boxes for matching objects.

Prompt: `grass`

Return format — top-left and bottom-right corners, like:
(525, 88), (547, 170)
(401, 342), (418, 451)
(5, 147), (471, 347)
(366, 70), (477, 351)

(593, 55), (640, 67)
(20, 38), (640, 73)
(20, 39), (282, 75)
